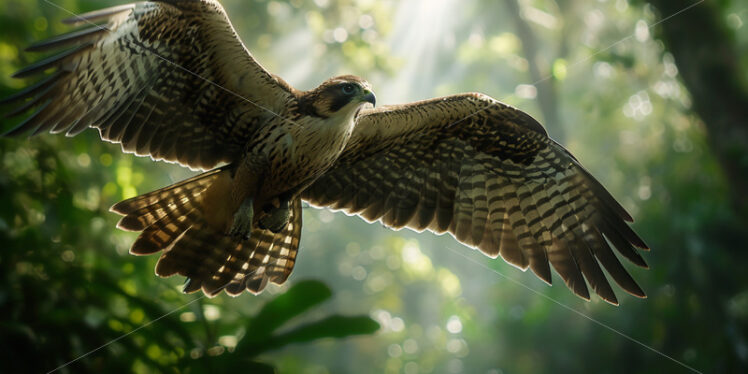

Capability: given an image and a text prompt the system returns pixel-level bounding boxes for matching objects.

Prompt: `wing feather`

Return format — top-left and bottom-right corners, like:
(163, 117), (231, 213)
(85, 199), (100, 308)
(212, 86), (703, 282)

(304, 93), (648, 304)
(470, 164), (489, 246)
(25, 26), (110, 52)
(415, 166), (440, 230)
(517, 182), (554, 284)
(61, 3), (137, 25)
(2, 0), (298, 170)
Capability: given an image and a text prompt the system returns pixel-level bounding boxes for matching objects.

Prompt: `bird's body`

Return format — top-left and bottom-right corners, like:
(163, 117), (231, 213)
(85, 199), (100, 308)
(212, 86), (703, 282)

(251, 78), (370, 197)
(201, 75), (374, 236)
(2, 0), (650, 304)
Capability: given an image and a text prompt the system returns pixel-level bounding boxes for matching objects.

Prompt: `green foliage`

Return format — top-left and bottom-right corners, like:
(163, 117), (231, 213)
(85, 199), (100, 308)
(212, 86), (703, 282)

(185, 280), (380, 372)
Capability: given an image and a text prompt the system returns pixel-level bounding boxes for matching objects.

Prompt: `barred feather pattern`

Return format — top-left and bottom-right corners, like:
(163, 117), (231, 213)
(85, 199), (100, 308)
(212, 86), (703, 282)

(304, 93), (649, 305)
(112, 171), (302, 296)
(2, 0), (297, 170)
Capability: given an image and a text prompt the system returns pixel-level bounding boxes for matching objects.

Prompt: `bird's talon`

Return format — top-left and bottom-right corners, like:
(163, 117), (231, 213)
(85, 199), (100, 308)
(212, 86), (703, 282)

(258, 199), (290, 233)
(229, 198), (254, 241)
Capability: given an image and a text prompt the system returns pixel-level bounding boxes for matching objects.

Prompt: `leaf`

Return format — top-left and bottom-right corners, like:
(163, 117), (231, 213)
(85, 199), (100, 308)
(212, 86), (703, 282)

(237, 360), (277, 374)
(185, 355), (277, 373)
(245, 280), (332, 339)
(273, 315), (380, 344)
(238, 315), (380, 356)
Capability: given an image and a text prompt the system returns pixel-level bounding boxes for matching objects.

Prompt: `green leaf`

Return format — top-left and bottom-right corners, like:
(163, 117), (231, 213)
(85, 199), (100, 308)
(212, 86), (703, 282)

(185, 355), (277, 373)
(238, 360), (277, 374)
(238, 315), (380, 356)
(246, 280), (332, 339)
(273, 315), (380, 344)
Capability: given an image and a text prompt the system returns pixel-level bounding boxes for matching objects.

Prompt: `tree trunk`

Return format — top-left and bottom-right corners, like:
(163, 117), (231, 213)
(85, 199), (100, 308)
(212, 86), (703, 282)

(646, 0), (748, 220)
(505, 0), (565, 143)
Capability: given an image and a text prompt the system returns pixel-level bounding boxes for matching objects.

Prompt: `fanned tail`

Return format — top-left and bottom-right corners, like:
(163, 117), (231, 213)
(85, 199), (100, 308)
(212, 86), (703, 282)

(110, 168), (302, 296)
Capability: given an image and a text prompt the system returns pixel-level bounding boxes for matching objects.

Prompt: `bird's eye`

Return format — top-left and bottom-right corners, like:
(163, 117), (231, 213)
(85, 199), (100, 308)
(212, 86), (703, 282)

(341, 84), (356, 95)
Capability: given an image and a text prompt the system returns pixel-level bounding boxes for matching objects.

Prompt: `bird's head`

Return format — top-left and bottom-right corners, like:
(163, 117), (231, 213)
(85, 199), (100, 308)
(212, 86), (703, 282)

(300, 75), (376, 119)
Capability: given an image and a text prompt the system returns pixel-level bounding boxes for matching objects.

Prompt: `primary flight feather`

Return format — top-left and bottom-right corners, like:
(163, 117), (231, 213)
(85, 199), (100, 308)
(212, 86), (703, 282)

(1, 0), (648, 305)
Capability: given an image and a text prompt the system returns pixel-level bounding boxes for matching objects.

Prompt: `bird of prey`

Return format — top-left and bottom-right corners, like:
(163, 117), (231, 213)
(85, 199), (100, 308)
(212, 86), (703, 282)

(1, 0), (649, 305)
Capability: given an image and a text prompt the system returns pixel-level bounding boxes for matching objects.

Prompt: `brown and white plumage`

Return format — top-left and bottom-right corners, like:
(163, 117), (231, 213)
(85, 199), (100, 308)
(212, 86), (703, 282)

(110, 167), (302, 295)
(2, 0), (648, 304)
(3, 0), (297, 170)
(304, 94), (649, 304)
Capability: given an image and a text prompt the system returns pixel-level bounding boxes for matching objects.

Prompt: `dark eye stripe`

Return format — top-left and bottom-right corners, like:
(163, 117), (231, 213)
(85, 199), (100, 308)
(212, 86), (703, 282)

(329, 91), (354, 112)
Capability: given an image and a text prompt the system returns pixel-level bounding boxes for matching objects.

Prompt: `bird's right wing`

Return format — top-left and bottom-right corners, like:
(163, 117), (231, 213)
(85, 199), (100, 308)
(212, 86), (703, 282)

(2, 0), (298, 170)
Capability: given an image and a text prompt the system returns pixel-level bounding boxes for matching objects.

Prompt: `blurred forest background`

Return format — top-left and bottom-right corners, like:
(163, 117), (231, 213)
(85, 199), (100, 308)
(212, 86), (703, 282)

(1, 0), (747, 373)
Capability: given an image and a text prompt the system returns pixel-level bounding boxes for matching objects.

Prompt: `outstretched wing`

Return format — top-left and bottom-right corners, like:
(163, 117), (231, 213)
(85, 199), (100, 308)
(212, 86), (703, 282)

(1, 0), (297, 170)
(303, 93), (649, 305)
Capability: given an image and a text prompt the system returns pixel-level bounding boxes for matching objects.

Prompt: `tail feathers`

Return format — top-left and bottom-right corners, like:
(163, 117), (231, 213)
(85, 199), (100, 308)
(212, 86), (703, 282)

(111, 172), (303, 296)
(130, 208), (200, 255)
(156, 198), (303, 296)
(111, 167), (226, 231)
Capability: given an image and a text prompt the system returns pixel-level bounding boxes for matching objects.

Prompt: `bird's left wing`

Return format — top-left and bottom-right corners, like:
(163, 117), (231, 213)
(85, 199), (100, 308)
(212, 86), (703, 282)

(302, 93), (649, 305)
(2, 0), (298, 170)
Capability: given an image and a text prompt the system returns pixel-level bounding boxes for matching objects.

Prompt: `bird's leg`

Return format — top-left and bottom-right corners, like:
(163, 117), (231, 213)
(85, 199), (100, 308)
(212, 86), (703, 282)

(258, 198), (290, 233)
(225, 154), (268, 241)
(229, 197), (254, 241)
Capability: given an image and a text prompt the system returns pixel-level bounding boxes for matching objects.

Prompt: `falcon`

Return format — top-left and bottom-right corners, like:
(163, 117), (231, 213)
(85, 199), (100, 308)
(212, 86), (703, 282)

(1, 0), (649, 305)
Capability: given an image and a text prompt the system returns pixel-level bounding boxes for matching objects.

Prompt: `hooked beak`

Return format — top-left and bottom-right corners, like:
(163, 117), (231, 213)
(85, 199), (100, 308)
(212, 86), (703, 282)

(361, 90), (376, 107)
